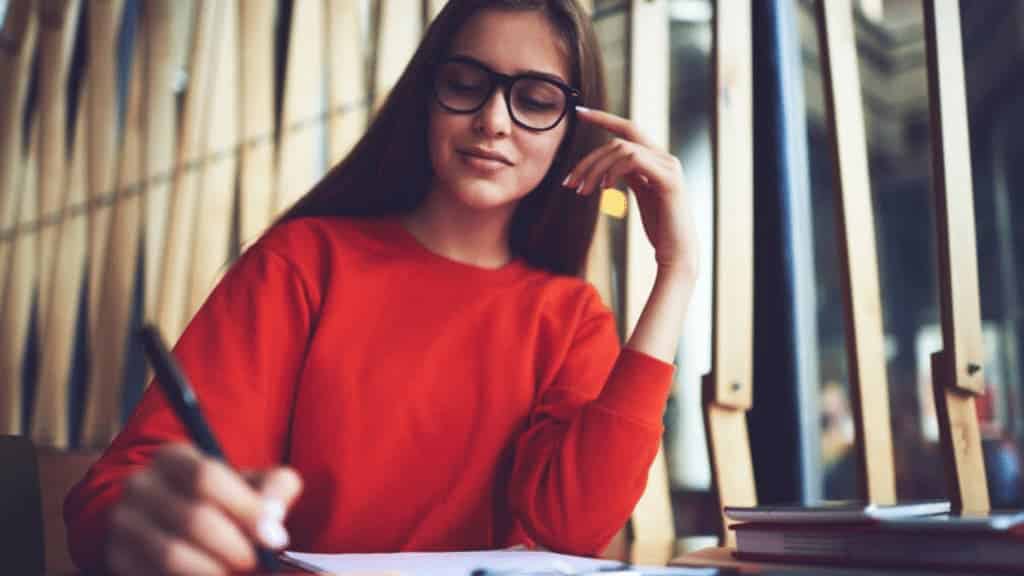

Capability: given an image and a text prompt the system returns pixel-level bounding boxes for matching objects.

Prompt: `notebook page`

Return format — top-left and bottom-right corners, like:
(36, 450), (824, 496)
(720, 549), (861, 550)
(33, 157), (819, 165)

(281, 549), (718, 575)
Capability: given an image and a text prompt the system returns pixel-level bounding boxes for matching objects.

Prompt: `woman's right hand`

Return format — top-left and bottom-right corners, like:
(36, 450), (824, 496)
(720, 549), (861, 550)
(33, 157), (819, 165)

(106, 443), (302, 575)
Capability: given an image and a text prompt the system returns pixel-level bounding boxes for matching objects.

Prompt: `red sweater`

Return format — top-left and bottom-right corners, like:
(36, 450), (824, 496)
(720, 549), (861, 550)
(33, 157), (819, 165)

(64, 217), (674, 571)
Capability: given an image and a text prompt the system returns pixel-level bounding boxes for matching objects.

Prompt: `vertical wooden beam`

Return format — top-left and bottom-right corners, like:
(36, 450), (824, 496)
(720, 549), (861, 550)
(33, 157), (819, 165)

(0, 124), (39, 435)
(0, 4), (37, 420)
(150, 0), (219, 349)
(33, 83), (89, 448)
(626, 0), (674, 565)
(237, 0), (275, 247)
(707, 0), (754, 415)
(85, 0), (125, 341)
(0, 1), (35, 241)
(703, 0), (755, 549)
(31, 0), (81, 447)
(187, 0), (239, 318)
(703, 397), (756, 546)
(142, 0), (182, 326)
(84, 5), (148, 448)
(35, 1), (79, 332)
(585, 213), (615, 312)
(922, 0), (989, 515)
(373, 0), (421, 112)
(0, 0), (39, 436)
(275, 0), (325, 215)
(325, 0), (367, 167)
(815, 0), (896, 505)
(581, 0), (614, 427)
(426, 0), (447, 22)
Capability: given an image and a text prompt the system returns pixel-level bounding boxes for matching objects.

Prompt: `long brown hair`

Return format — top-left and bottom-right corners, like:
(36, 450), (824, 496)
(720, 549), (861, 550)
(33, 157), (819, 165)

(279, 0), (608, 277)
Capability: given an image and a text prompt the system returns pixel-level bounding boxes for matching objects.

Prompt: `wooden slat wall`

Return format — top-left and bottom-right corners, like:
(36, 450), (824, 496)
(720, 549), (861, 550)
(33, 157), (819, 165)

(237, 0), (275, 248)
(704, 0), (756, 549)
(325, 0), (367, 166)
(85, 0), (125, 343)
(86, 2), (151, 448)
(922, 0), (990, 515)
(0, 1), (34, 244)
(151, 0), (220, 350)
(373, 0), (421, 112)
(427, 0), (447, 22)
(0, 0), (37, 435)
(626, 0), (675, 565)
(142, 0), (179, 324)
(274, 0), (325, 216)
(32, 0), (82, 447)
(186, 0), (238, 317)
(815, 0), (897, 505)
(0, 123), (39, 436)
(36, 1), (80, 335)
(33, 84), (89, 448)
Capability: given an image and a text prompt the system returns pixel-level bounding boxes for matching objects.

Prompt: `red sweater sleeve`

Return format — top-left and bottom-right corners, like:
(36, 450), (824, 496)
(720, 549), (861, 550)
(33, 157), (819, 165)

(63, 238), (317, 573)
(508, 287), (675, 556)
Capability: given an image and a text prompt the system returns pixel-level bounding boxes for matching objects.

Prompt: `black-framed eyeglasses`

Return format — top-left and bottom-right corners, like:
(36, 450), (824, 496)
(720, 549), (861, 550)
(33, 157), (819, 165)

(432, 56), (582, 132)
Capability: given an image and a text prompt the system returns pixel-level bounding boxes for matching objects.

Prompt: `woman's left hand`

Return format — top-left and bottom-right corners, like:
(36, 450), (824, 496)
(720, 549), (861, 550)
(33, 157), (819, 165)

(562, 106), (698, 281)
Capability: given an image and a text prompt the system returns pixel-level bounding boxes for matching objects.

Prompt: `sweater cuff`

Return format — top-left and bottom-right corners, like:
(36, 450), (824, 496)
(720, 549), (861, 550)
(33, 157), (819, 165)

(595, 348), (675, 427)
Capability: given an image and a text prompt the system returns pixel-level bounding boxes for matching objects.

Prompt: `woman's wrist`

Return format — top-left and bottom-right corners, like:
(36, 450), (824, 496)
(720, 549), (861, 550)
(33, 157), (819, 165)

(654, 259), (698, 288)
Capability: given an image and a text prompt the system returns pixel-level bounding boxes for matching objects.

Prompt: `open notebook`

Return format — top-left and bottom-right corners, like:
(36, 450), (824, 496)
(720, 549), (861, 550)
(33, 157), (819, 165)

(280, 549), (717, 575)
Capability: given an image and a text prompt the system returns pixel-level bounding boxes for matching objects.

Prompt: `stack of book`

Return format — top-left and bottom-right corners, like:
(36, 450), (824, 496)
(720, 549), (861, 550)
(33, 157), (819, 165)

(725, 501), (1024, 572)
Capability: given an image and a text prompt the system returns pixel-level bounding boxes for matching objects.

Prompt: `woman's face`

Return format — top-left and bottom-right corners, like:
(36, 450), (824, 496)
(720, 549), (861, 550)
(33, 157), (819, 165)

(427, 9), (571, 214)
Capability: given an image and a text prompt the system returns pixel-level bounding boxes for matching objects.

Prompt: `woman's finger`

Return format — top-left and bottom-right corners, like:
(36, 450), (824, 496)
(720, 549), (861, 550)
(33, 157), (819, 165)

(564, 139), (629, 194)
(583, 144), (672, 198)
(599, 150), (673, 198)
(577, 143), (639, 197)
(574, 106), (655, 148)
(152, 444), (289, 550)
(562, 138), (620, 189)
(123, 470), (258, 571)
(109, 502), (227, 575)
(245, 467), (304, 514)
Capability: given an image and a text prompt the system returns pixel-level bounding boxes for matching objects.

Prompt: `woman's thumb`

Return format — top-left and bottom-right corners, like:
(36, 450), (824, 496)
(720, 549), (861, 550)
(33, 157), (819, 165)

(244, 467), (303, 517)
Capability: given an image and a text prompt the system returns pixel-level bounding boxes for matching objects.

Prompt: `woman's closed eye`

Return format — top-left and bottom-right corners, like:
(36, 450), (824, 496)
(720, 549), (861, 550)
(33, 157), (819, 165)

(447, 78), (487, 95)
(513, 84), (562, 111)
(515, 95), (559, 112)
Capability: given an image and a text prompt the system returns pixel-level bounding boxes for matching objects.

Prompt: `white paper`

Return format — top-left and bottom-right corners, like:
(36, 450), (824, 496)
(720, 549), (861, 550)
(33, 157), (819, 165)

(281, 549), (717, 575)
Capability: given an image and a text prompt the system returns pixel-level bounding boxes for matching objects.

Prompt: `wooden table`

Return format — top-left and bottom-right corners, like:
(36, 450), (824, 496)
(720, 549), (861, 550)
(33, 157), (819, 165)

(670, 546), (999, 575)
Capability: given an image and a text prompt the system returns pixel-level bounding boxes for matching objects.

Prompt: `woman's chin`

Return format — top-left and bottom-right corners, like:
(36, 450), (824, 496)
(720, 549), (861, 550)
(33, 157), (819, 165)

(449, 180), (527, 211)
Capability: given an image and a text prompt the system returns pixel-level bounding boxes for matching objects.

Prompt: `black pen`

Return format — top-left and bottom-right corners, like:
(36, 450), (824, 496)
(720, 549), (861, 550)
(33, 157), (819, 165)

(138, 324), (282, 573)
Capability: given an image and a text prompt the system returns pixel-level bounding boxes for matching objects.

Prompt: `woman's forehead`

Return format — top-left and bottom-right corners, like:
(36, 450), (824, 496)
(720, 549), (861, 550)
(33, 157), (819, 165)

(449, 9), (571, 82)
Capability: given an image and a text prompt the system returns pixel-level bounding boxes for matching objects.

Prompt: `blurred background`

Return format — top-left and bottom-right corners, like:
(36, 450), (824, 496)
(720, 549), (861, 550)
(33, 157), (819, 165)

(1, 0), (1023, 549)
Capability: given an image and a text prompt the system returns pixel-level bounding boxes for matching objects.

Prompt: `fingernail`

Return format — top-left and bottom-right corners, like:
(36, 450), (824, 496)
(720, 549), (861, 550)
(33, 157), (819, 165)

(264, 498), (286, 522)
(599, 174), (607, 190)
(575, 105), (590, 113)
(258, 518), (290, 549)
(575, 182), (585, 195)
(561, 174), (573, 187)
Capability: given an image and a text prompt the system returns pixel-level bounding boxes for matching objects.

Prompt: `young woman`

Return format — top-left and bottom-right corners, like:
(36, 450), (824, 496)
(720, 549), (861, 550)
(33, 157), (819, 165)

(65, 0), (698, 573)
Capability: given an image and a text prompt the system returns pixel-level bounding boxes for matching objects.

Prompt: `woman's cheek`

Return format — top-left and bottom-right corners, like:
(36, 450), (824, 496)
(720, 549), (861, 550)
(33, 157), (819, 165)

(524, 137), (564, 187)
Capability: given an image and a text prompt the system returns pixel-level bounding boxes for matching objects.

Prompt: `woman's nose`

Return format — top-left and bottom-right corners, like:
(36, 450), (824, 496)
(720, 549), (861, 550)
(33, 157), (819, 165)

(473, 88), (512, 137)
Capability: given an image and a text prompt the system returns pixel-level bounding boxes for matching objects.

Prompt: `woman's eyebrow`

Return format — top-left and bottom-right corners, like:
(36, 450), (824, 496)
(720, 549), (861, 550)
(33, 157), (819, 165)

(451, 53), (568, 84)
(519, 69), (569, 84)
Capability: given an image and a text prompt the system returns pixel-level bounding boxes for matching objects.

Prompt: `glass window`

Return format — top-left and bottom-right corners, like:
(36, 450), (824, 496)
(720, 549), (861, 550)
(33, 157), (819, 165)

(798, 0), (1024, 506)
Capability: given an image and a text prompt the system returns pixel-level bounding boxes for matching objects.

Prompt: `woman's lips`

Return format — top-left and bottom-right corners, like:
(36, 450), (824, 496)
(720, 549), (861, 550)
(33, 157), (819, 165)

(459, 150), (511, 173)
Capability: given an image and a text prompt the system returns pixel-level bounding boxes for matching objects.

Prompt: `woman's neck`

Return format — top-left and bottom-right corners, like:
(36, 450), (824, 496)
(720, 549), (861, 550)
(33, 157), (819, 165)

(402, 189), (517, 270)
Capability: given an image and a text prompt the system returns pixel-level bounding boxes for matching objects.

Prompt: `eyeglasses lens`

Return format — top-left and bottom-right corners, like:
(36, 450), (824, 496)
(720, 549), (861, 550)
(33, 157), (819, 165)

(435, 61), (567, 131)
